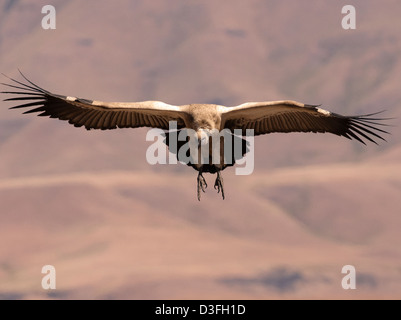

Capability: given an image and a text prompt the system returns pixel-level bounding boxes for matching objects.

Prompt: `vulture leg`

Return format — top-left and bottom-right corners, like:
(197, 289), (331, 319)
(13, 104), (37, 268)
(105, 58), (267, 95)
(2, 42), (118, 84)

(214, 170), (225, 200)
(197, 168), (208, 201)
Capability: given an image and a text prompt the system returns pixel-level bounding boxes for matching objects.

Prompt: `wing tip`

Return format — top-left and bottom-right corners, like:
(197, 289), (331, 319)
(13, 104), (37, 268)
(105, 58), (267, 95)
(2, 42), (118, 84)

(346, 112), (391, 145)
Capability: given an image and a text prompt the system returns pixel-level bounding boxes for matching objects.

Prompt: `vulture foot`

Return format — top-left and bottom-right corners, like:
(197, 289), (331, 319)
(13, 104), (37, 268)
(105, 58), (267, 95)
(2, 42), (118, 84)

(214, 171), (225, 200)
(197, 171), (208, 201)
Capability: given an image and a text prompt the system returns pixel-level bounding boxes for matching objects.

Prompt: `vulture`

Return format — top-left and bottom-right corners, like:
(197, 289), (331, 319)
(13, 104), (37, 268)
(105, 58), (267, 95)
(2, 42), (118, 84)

(1, 72), (389, 200)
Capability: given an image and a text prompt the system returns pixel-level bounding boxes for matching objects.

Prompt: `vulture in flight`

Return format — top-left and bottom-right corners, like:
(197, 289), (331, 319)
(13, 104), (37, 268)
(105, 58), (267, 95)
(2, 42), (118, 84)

(2, 72), (389, 200)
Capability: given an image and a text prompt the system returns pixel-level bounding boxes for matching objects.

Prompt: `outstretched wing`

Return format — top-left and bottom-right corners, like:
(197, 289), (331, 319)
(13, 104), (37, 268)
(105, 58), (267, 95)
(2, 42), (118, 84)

(2, 73), (188, 130)
(220, 100), (389, 144)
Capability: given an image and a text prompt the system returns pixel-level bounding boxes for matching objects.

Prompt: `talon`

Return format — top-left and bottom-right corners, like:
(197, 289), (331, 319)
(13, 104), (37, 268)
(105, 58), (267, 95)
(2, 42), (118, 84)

(197, 169), (208, 201)
(214, 179), (220, 192)
(214, 171), (225, 200)
(200, 176), (207, 192)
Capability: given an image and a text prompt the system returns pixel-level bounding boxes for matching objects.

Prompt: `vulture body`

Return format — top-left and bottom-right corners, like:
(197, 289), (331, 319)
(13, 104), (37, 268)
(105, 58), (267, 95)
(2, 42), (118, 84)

(2, 73), (389, 200)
